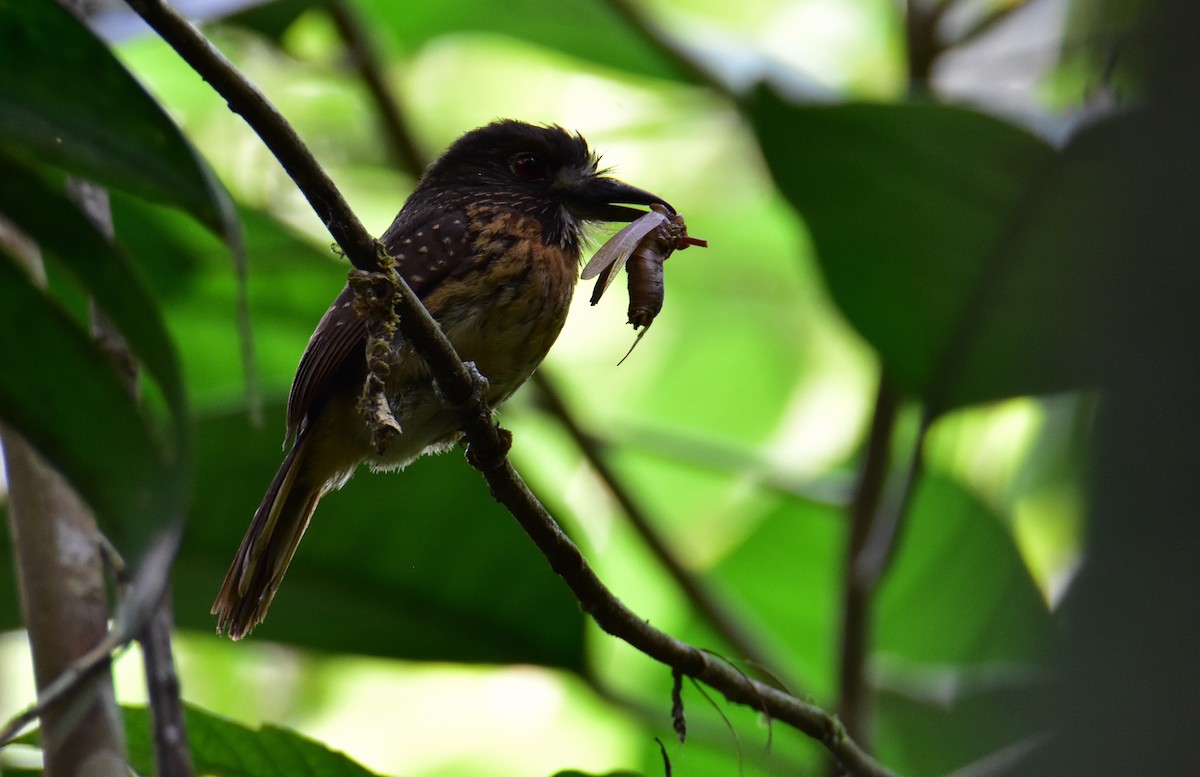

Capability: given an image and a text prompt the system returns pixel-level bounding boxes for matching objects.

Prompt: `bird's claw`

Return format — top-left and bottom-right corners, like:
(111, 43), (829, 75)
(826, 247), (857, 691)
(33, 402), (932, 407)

(465, 425), (513, 472)
(436, 360), (490, 411)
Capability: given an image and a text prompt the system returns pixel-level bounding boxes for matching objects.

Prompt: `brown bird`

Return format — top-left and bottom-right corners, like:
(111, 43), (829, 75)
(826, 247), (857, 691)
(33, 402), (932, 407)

(213, 120), (669, 639)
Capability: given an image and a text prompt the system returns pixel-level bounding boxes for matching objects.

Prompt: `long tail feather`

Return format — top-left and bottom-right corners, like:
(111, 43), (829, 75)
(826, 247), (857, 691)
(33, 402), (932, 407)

(212, 436), (322, 640)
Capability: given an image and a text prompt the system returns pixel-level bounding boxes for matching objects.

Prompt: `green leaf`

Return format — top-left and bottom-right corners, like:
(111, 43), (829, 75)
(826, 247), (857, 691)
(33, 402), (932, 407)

(876, 475), (1054, 664)
(0, 0), (238, 241)
(171, 403), (587, 669)
(123, 703), (384, 777)
(749, 87), (1114, 411)
(0, 251), (185, 554)
(869, 475), (1054, 775)
(356, 0), (692, 83)
(0, 155), (188, 446)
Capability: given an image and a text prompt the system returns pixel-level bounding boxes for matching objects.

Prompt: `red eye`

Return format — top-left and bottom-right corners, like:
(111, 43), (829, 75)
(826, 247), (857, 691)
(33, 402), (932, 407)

(513, 154), (547, 182)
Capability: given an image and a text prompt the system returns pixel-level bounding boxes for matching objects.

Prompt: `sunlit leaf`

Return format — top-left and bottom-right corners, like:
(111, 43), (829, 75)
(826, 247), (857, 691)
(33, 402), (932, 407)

(0, 0), (238, 242)
(876, 475), (1054, 664)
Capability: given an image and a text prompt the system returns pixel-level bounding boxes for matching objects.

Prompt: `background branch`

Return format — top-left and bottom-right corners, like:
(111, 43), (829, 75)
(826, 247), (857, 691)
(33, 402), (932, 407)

(120, 2), (898, 774)
(325, 0), (425, 177)
(834, 377), (930, 771)
(532, 373), (791, 688)
(70, 166), (196, 777)
(835, 378), (900, 750)
(601, 0), (732, 97)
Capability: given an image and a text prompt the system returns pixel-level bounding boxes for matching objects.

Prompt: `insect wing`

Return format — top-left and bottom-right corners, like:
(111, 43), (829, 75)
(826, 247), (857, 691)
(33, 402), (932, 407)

(581, 210), (667, 283)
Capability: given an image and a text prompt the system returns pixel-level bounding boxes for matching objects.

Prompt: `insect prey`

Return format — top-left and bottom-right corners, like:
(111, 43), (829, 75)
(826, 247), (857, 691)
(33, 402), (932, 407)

(582, 203), (707, 362)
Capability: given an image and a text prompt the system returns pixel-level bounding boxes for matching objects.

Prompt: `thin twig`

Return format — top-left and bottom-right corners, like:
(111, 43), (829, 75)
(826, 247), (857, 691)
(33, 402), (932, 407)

(139, 597), (194, 777)
(853, 409), (929, 591)
(118, 3), (900, 774)
(0, 627), (126, 748)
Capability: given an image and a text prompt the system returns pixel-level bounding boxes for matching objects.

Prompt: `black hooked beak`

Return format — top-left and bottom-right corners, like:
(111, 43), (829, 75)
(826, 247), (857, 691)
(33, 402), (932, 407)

(568, 176), (675, 223)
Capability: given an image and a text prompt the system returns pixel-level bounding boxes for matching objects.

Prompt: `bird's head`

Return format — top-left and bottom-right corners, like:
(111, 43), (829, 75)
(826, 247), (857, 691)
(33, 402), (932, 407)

(416, 120), (672, 248)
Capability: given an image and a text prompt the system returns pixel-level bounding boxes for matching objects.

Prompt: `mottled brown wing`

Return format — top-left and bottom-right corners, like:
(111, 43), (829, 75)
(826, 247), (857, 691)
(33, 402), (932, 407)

(285, 206), (476, 436)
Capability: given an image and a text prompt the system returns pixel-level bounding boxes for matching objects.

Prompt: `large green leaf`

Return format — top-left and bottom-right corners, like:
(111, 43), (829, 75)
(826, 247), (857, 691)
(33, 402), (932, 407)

(0, 252), (185, 555)
(750, 87), (1116, 411)
(707, 496), (845, 702)
(12, 704), (385, 776)
(172, 402), (587, 669)
(0, 0), (237, 241)
(105, 195), (349, 409)
(125, 703), (385, 777)
(0, 156), (187, 444)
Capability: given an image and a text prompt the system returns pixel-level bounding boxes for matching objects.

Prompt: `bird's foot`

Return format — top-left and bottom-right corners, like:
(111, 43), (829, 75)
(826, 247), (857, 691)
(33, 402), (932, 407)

(465, 424), (513, 472)
(435, 360), (491, 411)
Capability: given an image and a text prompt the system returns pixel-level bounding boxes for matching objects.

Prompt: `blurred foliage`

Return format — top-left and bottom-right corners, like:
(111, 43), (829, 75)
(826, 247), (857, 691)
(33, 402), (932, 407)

(125, 704), (387, 777)
(0, 0), (1174, 776)
(11, 704), (388, 777)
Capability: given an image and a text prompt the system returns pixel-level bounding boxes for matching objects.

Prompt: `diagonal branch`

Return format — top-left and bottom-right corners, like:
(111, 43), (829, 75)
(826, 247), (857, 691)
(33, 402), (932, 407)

(836, 379), (929, 754)
(321, 0), (793, 693)
(835, 378), (900, 750)
(119, 3), (899, 775)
